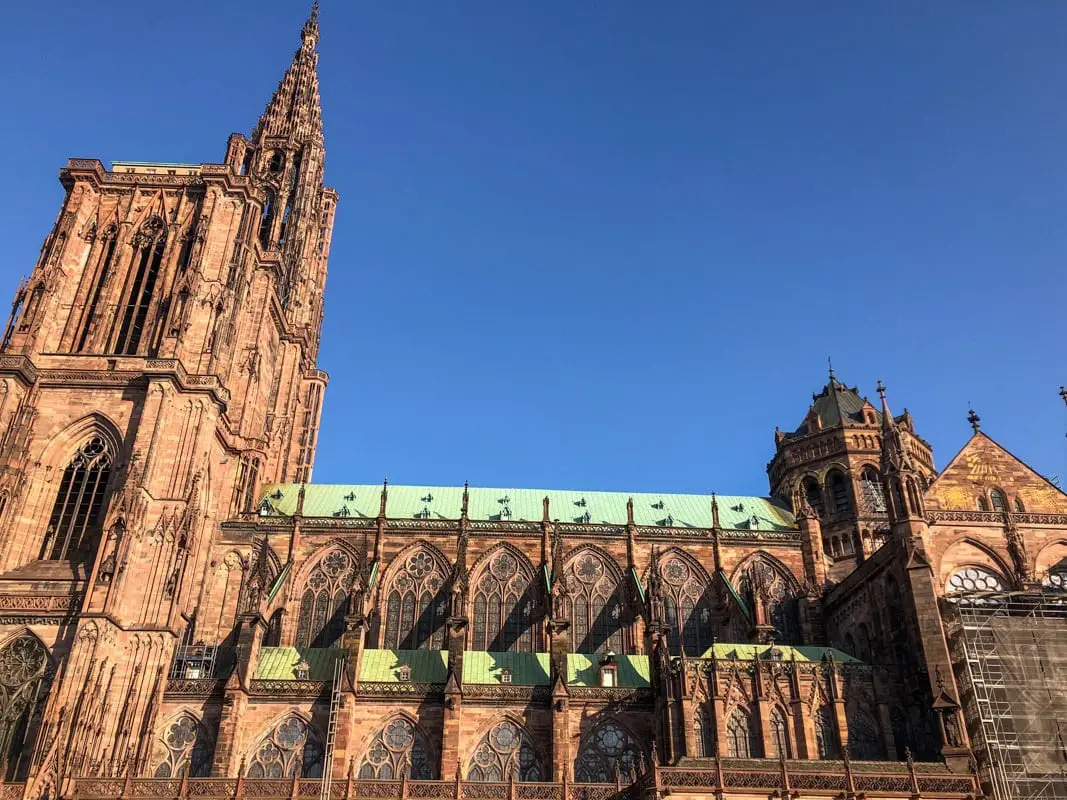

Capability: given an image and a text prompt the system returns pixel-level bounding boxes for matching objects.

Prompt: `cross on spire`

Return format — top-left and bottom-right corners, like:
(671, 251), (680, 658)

(967, 407), (981, 434)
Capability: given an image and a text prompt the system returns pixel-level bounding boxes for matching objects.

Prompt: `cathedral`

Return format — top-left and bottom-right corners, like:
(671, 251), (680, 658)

(0, 7), (1063, 800)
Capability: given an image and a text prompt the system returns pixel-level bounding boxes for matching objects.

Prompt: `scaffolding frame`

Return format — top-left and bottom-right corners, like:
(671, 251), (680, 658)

(947, 592), (1067, 800)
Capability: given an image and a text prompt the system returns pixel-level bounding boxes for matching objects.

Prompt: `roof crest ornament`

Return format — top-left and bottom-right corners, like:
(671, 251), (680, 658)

(967, 406), (981, 434)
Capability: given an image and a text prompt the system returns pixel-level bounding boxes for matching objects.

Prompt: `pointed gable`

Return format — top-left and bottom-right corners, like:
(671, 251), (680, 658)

(925, 432), (1067, 513)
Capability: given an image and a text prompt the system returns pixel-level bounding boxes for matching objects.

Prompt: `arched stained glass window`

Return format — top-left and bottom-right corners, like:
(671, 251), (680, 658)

(736, 556), (800, 645)
(40, 436), (113, 564)
(658, 553), (714, 656)
(295, 549), (354, 648)
(815, 704), (839, 759)
(564, 550), (628, 654)
(946, 566), (1006, 594)
(358, 717), (435, 780)
(574, 721), (639, 784)
(693, 705), (715, 758)
(725, 707), (761, 759)
(1014, 497), (1025, 513)
(770, 707), (791, 759)
(1043, 567), (1067, 592)
(0, 636), (51, 781)
(848, 709), (884, 761)
(152, 713), (213, 778)
(466, 720), (542, 782)
(246, 716), (323, 778)
(383, 548), (448, 650)
(471, 549), (538, 652)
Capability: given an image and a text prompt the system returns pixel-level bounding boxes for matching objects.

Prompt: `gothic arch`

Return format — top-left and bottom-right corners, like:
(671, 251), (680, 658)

(151, 710), (214, 778)
(467, 543), (540, 652)
(356, 712), (437, 780)
(1035, 540), (1067, 588)
(244, 712), (324, 778)
(293, 544), (358, 648)
(651, 548), (715, 655)
(724, 705), (761, 758)
(560, 545), (630, 654)
(464, 715), (544, 782)
(35, 419), (123, 567)
(380, 542), (451, 650)
(731, 551), (802, 644)
(938, 538), (1015, 591)
(573, 717), (642, 783)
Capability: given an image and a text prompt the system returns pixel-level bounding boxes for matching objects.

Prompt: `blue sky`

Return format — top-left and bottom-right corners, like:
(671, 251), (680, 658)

(2, 2), (1066, 496)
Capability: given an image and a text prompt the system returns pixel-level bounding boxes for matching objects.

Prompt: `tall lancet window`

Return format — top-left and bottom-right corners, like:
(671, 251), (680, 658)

(259, 189), (277, 250)
(114, 217), (166, 355)
(40, 437), (113, 564)
(383, 548), (448, 650)
(76, 226), (118, 353)
(565, 549), (628, 655)
(295, 549), (354, 648)
(657, 552), (714, 656)
(471, 549), (538, 652)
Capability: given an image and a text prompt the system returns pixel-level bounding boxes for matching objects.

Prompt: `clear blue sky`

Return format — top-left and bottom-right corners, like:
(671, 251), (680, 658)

(2, 1), (1066, 496)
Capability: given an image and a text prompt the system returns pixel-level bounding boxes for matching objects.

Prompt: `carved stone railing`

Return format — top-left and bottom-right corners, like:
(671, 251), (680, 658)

(69, 779), (640, 800)
(927, 509), (1067, 527)
(164, 678), (226, 697)
(248, 679), (329, 697)
(64, 761), (975, 800)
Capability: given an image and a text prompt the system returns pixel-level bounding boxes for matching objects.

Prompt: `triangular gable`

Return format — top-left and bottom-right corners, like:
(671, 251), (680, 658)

(925, 432), (1067, 513)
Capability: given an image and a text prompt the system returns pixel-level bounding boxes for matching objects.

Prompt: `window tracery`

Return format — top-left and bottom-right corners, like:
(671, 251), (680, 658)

(295, 549), (355, 648)
(859, 467), (886, 514)
(564, 549), (627, 654)
(769, 707), (791, 758)
(466, 720), (542, 782)
(736, 556), (800, 645)
(40, 436), (113, 564)
(693, 705), (715, 757)
(815, 704), (839, 759)
(574, 721), (639, 783)
(471, 549), (538, 652)
(658, 553), (714, 655)
(383, 548), (448, 650)
(246, 716), (323, 778)
(946, 566), (1006, 594)
(152, 713), (213, 778)
(1043, 568), (1067, 592)
(0, 636), (50, 780)
(847, 709), (883, 760)
(725, 707), (761, 758)
(357, 717), (435, 780)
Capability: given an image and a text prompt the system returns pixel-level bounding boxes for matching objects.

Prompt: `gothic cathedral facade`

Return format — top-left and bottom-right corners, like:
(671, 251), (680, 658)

(0, 8), (1063, 800)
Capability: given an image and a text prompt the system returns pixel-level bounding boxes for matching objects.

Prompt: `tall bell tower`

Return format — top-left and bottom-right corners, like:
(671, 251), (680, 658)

(0, 5), (334, 785)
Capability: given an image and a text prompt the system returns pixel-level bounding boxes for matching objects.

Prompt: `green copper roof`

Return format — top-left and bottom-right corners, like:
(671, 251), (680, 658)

(568, 654), (650, 687)
(258, 484), (794, 530)
(463, 652), (551, 685)
(257, 647), (344, 680)
(697, 644), (860, 663)
(359, 649), (448, 683)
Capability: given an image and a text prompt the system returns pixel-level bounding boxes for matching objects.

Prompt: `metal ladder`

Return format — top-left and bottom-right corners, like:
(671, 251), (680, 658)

(320, 654), (347, 800)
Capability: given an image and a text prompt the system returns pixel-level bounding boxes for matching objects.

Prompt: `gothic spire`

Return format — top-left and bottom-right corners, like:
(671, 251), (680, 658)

(253, 3), (324, 145)
(878, 380), (915, 475)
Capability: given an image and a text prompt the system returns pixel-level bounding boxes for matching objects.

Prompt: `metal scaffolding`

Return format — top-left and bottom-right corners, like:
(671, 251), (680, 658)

(947, 593), (1067, 800)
